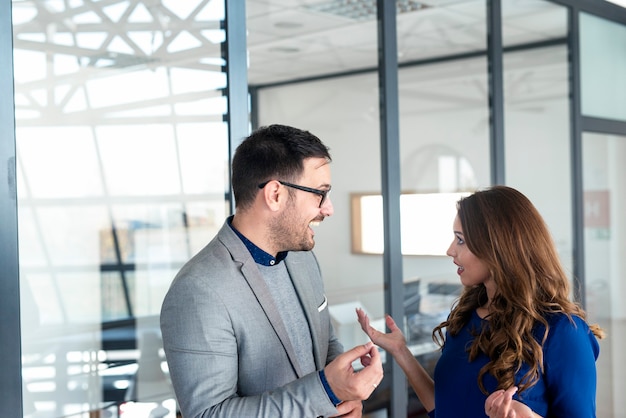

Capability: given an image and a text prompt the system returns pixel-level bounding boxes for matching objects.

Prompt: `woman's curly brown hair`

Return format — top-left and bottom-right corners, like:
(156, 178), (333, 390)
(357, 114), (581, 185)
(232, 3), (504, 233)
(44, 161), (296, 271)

(432, 186), (604, 395)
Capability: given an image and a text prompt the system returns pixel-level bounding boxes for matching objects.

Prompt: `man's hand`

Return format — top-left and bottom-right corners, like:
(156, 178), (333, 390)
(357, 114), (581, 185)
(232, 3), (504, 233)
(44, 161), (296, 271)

(331, 400), (363, 417)
(324, 341), (383, 402)
(485, 386), (541, 418)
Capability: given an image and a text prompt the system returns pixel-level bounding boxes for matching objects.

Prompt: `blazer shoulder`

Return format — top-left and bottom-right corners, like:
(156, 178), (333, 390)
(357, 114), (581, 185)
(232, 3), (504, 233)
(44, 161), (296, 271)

(167, 221), (251, 289)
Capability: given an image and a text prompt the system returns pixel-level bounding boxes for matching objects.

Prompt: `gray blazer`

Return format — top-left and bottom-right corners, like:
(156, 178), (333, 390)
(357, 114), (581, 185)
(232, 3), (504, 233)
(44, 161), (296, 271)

(160, 218), (344, 418)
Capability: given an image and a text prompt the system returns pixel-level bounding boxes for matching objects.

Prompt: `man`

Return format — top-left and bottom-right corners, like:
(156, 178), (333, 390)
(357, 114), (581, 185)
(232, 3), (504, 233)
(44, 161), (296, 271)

(160, 124), (383, 417)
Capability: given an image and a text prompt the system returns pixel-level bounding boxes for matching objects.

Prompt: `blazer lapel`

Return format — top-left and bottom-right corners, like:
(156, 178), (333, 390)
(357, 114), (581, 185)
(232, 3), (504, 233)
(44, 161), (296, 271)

(218, 222), (304, 378)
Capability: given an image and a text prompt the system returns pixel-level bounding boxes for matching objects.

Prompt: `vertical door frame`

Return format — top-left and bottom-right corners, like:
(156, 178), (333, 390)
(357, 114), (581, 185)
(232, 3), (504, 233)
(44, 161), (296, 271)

(0, 0), (24, 415)
(376, 1), (407, 417)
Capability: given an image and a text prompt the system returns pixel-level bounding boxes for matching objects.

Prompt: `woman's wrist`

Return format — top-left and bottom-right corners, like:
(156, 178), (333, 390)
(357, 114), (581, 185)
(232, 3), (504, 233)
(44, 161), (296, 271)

(390, 343), (414, 363)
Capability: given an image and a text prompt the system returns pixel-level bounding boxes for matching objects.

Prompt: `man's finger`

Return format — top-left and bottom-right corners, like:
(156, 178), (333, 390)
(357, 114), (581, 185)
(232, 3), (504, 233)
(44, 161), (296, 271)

(505, 386), (519, 397)
(340, 342), (375, 364)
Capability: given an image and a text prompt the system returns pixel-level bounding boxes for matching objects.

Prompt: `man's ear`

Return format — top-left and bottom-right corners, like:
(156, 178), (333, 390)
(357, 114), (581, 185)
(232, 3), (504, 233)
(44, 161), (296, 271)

(261, 180), (283, 211)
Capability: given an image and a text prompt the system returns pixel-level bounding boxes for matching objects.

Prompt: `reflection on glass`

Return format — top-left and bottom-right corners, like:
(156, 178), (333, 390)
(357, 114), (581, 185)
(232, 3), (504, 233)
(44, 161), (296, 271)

(501, 0), (567, 47)
(14, 0), (228, 416)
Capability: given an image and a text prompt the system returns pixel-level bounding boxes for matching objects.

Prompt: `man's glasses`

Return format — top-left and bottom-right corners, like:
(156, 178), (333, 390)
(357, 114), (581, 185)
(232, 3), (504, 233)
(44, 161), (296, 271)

(258, 180), (331, 208)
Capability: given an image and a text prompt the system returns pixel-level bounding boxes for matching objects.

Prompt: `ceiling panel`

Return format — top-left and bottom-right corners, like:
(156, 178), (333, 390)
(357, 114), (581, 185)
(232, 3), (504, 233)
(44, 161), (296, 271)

(246, 0), (568, 85)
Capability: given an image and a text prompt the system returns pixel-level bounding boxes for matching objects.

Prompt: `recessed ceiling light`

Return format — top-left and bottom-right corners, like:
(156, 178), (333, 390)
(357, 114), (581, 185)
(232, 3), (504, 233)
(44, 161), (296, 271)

(274, 21), (303, 29)
(306, 0), (427, 21)
(269, 46), (301, 53)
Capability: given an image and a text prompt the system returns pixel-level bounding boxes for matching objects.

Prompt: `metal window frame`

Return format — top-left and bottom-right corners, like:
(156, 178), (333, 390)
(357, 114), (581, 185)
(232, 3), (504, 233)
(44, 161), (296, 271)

(376, 1), (406, 417)
(487, 0), (505, 186)
(567, 4), (586, 306)
(0, 0), (24, 415)
(225, 0), (249, 214)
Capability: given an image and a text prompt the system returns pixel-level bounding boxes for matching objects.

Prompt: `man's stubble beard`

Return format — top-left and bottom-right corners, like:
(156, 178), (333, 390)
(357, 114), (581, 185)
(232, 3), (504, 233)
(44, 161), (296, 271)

(269, 198), (315, 252)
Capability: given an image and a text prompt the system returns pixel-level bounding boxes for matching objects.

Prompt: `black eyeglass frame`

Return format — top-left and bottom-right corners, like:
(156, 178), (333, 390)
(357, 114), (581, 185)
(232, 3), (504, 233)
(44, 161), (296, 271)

(258, 180), (331, 208)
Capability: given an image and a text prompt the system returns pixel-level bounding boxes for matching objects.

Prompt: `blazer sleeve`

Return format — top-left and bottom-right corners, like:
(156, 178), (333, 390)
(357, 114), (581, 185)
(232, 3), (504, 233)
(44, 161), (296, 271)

(160, 269), (339, 418)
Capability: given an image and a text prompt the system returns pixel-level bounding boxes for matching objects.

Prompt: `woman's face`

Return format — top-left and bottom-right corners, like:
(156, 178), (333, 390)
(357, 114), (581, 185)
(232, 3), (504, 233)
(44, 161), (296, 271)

(446, 214), (491, 288)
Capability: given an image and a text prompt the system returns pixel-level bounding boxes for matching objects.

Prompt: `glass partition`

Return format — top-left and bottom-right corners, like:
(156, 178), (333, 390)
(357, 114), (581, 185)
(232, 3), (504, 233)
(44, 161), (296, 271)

(14, 1), (228, 416)
(502, 0), (572, 279)
(397, 2), (488, 415)
(255, 72), (385, 414)
(580, 12), (626, 122)
(399, 0), (488, 311)
(503, 44), (573, 279)
(398, 51), (488, 418)
(247, 0), (387, 415)
(583, 132), (626, 417)
(501, 0), (567, 47)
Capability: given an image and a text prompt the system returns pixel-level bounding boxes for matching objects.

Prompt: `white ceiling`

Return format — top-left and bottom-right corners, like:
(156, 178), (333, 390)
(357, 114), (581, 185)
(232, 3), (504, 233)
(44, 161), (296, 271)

(245, 0), (568, 86)
(11, 0), (569, 86)
(9, 0), (571, 120)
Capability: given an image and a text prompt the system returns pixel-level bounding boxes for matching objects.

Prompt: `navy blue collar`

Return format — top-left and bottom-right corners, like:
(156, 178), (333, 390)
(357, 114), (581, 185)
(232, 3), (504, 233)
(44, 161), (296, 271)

(228, 216), (288, 266)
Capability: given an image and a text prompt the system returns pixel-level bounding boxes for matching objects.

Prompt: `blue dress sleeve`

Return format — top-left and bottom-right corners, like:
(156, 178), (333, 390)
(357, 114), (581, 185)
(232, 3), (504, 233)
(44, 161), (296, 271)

(542, 315), (600, 417)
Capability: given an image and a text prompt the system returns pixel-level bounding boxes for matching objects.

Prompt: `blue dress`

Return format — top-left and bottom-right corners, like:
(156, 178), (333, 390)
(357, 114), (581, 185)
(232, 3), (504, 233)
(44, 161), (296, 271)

(428, 310), (600, 418)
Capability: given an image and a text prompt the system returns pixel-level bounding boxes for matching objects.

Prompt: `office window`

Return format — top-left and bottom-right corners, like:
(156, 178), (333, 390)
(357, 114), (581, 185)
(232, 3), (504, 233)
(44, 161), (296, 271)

(14, 1), (228, 416)
(583, 132), (626, 417)
(501, 1), (572, 282)
(580, 12), (626, 122)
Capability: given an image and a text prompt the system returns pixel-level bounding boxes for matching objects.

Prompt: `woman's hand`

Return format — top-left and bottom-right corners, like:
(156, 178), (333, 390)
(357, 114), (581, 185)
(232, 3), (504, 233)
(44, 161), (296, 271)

(356, 308), (407, 357)
(357, 308), (436, 412)
(485, 386), (541, 418)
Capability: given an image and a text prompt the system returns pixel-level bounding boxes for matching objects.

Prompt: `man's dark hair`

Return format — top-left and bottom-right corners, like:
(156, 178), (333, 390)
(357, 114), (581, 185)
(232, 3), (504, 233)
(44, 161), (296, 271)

(232, 124), (331, 210)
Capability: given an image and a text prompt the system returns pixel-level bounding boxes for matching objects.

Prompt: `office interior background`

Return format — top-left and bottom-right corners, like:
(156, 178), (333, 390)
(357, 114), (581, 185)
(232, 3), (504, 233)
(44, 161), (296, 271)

(1, 0), (625, 417)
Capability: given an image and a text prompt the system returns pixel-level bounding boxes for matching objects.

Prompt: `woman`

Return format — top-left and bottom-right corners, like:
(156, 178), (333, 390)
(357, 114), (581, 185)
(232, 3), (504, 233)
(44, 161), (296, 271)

(357, 186), (604, 418)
